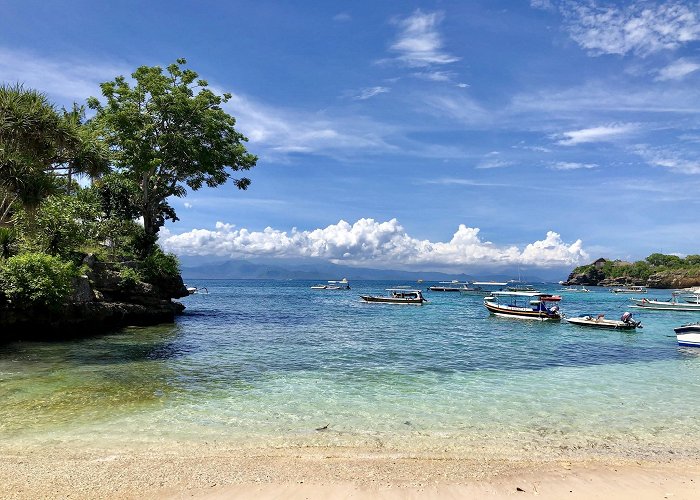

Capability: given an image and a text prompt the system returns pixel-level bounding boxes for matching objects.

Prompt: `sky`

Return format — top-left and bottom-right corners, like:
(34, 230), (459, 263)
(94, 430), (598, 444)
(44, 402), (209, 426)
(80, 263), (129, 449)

(2, 0), (700, 274)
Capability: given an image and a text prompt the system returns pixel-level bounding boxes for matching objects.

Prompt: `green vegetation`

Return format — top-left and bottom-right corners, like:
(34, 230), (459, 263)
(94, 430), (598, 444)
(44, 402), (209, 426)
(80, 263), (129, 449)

(0, 60), (255, 312)
(572, 253), (700, 283)
(0, 252), (77, 311)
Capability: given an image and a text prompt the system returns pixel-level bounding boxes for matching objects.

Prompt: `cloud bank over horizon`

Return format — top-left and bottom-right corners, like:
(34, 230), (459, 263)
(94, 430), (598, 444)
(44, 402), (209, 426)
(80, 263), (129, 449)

(160, 218), (588, 270)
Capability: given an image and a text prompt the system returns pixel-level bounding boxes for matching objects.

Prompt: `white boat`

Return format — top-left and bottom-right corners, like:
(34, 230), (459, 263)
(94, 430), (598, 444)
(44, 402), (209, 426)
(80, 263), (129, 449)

(185, 285), (208, 295)
(311, 278), (350, 290)
(428, 280), (469, 292)
(681, 291), (700, 304)
(460, 281), (508, 295)
(483, 291), (562, 321)
(559, 286), (590, 293)
(631, 292), (700, 311)
(566, 312), (641, 330)
(674, 323), (700, 347)
(361, 289), (427, 305)
(611, 285), (647, 294)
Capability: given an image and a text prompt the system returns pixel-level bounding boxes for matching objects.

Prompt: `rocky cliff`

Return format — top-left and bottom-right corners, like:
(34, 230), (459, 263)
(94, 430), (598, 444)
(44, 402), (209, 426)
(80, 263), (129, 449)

(0, 255), (188, 340)
(564, 258), (700, 289)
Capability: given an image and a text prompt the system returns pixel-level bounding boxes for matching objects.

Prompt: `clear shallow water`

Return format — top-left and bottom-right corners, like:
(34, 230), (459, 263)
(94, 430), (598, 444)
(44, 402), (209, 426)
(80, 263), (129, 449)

(1, 280), (699, 459)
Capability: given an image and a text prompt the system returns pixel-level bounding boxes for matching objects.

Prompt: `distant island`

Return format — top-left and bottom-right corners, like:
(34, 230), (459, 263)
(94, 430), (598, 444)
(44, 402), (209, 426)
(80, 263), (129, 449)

(564, 254), (700, 288)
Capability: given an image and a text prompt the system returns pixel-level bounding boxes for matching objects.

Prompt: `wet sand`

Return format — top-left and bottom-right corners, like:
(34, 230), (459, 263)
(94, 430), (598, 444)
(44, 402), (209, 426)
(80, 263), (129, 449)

(0, 443), (697, 499)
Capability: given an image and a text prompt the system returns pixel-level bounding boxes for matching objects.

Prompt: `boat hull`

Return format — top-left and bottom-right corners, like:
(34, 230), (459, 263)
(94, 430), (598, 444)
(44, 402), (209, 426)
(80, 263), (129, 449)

(566, 317), (638, 330)
(632, 299), (700, 311)
(484, 301), (561, 321)
(674, 324), (700, 334)
(360, 295), (425, 305)
(428, 287), (463, 292)
(676, 332), (700, 348)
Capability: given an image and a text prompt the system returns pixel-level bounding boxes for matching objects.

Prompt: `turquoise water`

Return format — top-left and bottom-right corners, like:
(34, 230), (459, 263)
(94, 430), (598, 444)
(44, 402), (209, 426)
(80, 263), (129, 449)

(1, 280), (699, 459)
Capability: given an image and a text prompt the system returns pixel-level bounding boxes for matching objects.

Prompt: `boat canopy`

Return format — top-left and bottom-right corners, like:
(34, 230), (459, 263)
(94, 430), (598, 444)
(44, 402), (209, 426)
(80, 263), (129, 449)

(386, 288), (422, 293)
(472, 281), (508, 286)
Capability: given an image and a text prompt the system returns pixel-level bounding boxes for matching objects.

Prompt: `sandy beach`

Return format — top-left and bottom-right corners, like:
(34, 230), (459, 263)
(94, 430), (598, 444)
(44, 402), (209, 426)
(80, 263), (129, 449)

(0, 443), (698, 499)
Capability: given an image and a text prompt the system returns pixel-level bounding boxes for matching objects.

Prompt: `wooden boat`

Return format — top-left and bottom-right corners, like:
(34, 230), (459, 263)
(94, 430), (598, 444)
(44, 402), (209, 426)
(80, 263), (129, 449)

(483, 291), (562, 321)
(566, 312), (641, 330)
(361, 289), (427, 305)
(674, 323), (700, 347)
(428, 280), (469, 292)
(631, 292), (700, 311)
(611, 285), (647, 294)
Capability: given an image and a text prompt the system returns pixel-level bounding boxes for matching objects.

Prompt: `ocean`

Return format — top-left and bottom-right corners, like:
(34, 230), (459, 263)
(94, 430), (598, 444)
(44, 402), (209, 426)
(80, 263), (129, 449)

(1, 280), (699, 460)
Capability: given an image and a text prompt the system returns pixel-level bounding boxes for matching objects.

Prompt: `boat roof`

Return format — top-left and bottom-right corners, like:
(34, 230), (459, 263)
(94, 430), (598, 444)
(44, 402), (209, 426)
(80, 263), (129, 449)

(491, 291), (557, 297)
(386, 288), (422, 292)
(436, 281), (468, 284)
(472, 281), (508, 286)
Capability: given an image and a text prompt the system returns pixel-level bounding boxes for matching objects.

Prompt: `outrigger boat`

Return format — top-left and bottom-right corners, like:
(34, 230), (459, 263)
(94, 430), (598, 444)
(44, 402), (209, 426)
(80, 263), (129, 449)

(559, 286), (590, 293)
(361, 289), (427, 305)
(611, 285), (647, 294)
(311, 278), (350, 290)
(674, 323), (700, 348)
(460, 281), (508, 295)
(428, 280), (469, 292)
(566, 312), (641, 330)
(631, 292), (700, 311)
(483, 291), (562, 321)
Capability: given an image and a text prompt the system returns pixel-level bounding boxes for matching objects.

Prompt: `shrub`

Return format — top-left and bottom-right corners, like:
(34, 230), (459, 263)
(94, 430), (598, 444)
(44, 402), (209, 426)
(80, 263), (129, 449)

(0, 252), (77, 310)
(140, 248), (180, 284)
(118, 267), (142, 289)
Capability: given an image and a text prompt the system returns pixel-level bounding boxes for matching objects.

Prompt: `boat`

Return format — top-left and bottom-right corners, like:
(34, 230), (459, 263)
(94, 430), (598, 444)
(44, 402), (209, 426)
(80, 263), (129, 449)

(674, 323), (700, 347)
(460, 281), (508, 295)
(311, 278), (350, 290)
(506, 283), (540, 293)
(185, 285), (208, 295)
(631, 292), (700, 311)
(611, 285), (647, 294)
(559, 286), (590, 293)
(566, 312), (641, 330)
(428, 280), (469, 292)
(361, 289), (427, 305)
(483, 291), (562, 321)
(681, 291), (700, 304)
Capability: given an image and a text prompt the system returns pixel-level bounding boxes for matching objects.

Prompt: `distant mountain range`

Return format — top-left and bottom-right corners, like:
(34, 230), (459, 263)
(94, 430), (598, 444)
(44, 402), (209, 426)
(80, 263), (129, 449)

(181, 258), (565, 282)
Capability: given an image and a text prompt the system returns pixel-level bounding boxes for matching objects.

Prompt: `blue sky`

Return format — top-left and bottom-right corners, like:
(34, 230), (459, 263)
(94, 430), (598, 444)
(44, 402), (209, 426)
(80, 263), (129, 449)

(2, 0), (700, 272)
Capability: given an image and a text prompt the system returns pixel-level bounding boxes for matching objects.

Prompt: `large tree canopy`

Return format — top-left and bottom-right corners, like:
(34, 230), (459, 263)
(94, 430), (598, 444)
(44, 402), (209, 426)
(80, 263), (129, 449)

(87, 58), (257, 249)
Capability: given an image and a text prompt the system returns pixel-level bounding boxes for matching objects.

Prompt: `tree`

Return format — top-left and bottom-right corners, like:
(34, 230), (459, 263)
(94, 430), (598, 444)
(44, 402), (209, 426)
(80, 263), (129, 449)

(0, 85), (109, 217)
(87, 59), (257, 251)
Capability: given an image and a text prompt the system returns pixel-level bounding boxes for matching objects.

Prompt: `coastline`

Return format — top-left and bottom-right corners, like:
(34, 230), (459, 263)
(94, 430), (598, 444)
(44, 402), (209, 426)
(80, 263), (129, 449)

(0, 443), (698, 499)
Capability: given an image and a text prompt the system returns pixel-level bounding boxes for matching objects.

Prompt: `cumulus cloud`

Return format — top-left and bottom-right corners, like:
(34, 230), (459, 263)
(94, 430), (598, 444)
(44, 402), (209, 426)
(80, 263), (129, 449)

(388, 10), (459, 67)
(655, 58), (700, 81)
(554, 123), (637, 145)
(557, 1), (700, 57)
(160, 218), (588, 268)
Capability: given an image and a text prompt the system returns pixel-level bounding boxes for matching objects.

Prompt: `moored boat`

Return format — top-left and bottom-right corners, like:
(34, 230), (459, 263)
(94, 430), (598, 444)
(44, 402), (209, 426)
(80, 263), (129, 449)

(460, 281), (508, 295)
(559, 286), (590, 293)
(483, 291), (562, 321)
(311, 278), (350, 290)
(611, 285), (647, 294)
(428, 280), (469, 292)
(631, 292), (700, 311)
(566, 312), (641, 330)
(674, 323), (700, 347)
(361, 289), (427, 305)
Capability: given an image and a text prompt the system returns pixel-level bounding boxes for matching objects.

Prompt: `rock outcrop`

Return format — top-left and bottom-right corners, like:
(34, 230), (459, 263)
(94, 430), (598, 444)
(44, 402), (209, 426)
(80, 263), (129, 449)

(0, 255), (189, 340)
(564, 258), (700, 289)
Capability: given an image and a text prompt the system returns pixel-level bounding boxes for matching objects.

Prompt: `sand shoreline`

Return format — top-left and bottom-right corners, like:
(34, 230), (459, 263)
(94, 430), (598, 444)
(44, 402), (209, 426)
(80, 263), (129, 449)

(1, 444), (698, 499)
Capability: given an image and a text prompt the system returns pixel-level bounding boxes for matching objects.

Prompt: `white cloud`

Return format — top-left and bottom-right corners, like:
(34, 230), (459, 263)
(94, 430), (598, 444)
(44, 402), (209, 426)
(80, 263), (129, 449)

(413, 70), (454, 82)
(456, 82), (469, 88)
(0, 46), (126, 102)
(559, 1), (700, 57)
(388, 10), (459, 67)
(549, 161), (597, 170)
(353, 86), (390, 100)
(633, 145), (700, 174)
(333, 12), (351, 22)
(554, 123), (637, 145)
(160, 218), (588, 268)
(476, 159), (512, 169)
(183, 202), (193, 209)
(655, 58), (700, 81)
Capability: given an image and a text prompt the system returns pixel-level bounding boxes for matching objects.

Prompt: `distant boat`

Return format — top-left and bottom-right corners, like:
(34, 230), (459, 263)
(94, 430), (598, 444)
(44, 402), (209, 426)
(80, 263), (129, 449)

(461, 281), (508, 295)
(484, 291), (562, 321)
(185, 285), (208, 295)
(559, 286), (590, 293)
(361, 288), (427, 305)
(311, 278), (350, 290)
(566, 312), (641, 330)
(674, 323), (700, 347)
(611, 285), (647, 294)
(631, 292), (700, 311)
(428, 280), (469, 292)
